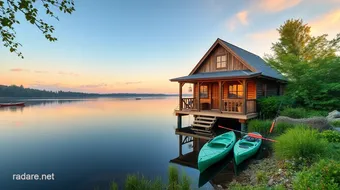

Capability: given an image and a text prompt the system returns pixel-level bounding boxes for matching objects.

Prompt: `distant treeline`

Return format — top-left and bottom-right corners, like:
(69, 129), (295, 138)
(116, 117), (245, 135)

(0, 85), (176, 98)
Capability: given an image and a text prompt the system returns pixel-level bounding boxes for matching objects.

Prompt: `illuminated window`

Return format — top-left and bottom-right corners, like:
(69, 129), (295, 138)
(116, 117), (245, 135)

(228, 84), (243, 98)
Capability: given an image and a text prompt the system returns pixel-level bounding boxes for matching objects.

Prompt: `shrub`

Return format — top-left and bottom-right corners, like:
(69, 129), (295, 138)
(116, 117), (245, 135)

(248, 120), (272, 136)
(280, 107), (307, 118)
(273, 126), (329, 162)
(255, 170), (268, 184)
(319, 130), (340, 143)
(331, 120), (340, 127)
(258, 96), (293, 119)
(273, 122), (295, 135)
(293, 159), (340, 190)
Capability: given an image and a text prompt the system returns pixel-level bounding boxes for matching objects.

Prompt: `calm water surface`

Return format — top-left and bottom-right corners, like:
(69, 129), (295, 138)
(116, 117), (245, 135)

(0, 97), (213, 190)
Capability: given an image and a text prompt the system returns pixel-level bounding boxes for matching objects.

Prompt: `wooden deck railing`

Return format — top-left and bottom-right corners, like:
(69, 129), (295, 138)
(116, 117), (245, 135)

(181, 98), (196, 110)
(222, 99), (244, 113)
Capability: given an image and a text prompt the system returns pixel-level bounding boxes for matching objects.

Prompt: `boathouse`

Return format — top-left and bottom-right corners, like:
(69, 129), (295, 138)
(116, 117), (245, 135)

(170, 38), (286, 145)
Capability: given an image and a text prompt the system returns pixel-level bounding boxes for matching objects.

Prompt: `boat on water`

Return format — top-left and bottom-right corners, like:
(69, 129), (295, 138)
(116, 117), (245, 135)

(198, 131), (236, 172)
(234, 132), (262, 165)
(0, 102), (25, 107)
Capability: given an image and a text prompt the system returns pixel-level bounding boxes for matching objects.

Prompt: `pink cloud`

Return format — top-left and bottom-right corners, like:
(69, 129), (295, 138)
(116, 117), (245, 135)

(227, 10), (249, 31)
(9, 68), (29, 72)
(257, 0), (302, 12)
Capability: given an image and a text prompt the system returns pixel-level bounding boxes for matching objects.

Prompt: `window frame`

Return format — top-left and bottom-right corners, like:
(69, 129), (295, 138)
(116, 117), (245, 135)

(199, 85), (209, 99)
(228, 84), (244, 99)
(216, 55), (227, 69)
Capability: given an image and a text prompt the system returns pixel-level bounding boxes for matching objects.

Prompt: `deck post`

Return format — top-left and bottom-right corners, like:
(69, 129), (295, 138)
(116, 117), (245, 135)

(177, 115), (182, 129)
(219, 81), (223, 112)
(243, 79), (247, 114)
(197, 82), (200, 111)
(179, 82), (183, 110)
(239, 119), (247, 135)
(179, 135), (183, 156)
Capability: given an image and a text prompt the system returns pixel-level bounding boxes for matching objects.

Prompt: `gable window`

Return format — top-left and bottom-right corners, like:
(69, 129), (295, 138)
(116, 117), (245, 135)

(200, 85), (208, 98)
(228, 84), (243, 98)
(216, 55), (227, 68)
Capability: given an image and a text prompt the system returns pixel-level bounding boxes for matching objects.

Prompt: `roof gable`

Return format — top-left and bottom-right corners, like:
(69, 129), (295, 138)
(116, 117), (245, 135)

(189, 38), (286, 81)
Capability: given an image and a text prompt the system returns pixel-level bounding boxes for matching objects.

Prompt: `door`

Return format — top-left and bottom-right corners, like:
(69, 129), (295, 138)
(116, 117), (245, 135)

(211, 83), (219, 109)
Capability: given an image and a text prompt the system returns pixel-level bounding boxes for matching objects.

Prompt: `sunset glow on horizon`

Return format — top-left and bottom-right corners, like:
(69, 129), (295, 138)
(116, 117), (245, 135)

(1, 0), (339, 94)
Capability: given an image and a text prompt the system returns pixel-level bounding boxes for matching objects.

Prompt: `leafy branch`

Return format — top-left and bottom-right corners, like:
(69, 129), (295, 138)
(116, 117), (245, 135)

(0, 0), (75, 58)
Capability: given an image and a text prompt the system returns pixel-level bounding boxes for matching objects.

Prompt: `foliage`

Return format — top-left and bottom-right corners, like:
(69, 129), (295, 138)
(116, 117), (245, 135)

(110, 182), (118, 190)
(273, 126), (329, 162)
(229, 183), (285, 190)
(272, 122), (294, 135)
(266, 19), (340, 110)
(280, 107), (307, 118)
(0, 0), (75, 58)
(248, 119), (272, 136)
(319, 130), (340, 143)
(331, 120), (340, 127)
(293, 159), (340, 190)
(258, 96), (293, 119)
(255, 170), (268, 184)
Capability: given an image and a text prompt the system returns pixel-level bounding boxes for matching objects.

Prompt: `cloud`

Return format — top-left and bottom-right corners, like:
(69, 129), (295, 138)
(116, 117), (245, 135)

(125, 81), (142, 85)
(309, 9), (340, 37)
(227, 10), (249, 31)
(58, 71), (79, 77)
(9, 68), (29, 72)
(257, 0), (302, 12)
(79, 83), (108, 88)
(34, 70), (48, 74)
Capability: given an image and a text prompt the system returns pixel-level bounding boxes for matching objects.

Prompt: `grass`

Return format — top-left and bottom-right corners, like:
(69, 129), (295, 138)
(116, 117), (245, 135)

(331, 120), (340, 127)
(248, 120), (272, 136)
(280, 107), (328, 119)
(273, 125), (329, 162)
(104, 166), (190, 190)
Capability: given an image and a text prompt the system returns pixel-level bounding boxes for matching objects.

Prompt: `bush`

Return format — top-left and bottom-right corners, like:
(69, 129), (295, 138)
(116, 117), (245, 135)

(248, 120), (272, 136)
(273, 126), (329, 162)
(258, 96), (293, 119)
(280, 107), (328, 119)
(319, 130), (340, 143)
(273, 122), (295, 135)
(331, 120), (340, 127)
(293, 159), (340, 190)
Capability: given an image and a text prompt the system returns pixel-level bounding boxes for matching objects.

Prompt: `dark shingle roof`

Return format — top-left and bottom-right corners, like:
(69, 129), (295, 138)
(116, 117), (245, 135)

(170, 70), (261, 82)
(220, 39), (286, 81)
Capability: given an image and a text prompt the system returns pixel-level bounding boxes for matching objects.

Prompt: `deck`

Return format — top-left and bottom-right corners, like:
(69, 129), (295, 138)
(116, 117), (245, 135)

(175, 109), (258, 120)
(170, 151), (198, 169)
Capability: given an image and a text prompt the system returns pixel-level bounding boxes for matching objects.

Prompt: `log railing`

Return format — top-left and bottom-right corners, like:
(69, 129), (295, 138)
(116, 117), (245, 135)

(181, 98), (196, 110)
(222, 99), (244, 113)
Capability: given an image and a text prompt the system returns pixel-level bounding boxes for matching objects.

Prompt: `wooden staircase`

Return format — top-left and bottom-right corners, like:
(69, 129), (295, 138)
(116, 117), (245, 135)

(191, 115), (217, 136)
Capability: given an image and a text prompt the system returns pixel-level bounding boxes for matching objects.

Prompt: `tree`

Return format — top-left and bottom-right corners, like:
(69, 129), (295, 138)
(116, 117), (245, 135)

(0, 0), (75, 58)
(266, 19), (340, 110)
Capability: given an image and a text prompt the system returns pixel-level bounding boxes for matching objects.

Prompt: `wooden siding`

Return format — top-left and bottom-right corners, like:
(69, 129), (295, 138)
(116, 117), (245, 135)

(256, 79), (282, 99)
(247, 81), (256, 99)
(196, 44), (248, 73)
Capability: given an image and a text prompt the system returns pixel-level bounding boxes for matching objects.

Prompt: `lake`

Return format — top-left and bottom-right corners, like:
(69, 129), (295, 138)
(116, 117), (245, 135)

(0, 97), (215, 190)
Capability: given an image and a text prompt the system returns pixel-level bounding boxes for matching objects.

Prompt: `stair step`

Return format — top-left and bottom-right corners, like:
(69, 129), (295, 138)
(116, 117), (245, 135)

(194, 120), (214, 125)
(196, 116), (216, 121)
(192, 123), (212, 128)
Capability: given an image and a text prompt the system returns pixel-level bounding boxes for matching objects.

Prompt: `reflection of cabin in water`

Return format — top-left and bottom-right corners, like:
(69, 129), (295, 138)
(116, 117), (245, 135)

(170, 38), (286, 138)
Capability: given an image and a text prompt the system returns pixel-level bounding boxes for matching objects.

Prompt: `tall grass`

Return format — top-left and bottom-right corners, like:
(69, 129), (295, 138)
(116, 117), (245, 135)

(248, 120), (272, 136)
(331, 120), (340, 127)
(273, 126), (329, 162)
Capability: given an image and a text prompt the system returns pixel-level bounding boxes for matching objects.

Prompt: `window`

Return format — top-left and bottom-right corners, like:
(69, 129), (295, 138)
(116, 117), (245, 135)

(200, 85), (208, 98)
(216, 55), (227, 68)
(228, 84), (243, 98)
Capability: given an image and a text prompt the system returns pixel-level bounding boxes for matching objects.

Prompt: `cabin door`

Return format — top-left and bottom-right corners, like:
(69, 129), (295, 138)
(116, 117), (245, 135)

(211, 83), (219, 109)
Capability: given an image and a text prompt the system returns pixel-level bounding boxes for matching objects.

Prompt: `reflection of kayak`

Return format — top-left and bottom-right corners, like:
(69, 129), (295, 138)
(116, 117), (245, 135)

(0, 102), (25, 107)
(198, 131), (236, 172)
(234, 132), (262, 165)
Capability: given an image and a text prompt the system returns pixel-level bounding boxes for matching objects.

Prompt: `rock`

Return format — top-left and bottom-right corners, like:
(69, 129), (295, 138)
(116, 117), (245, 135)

(276, 116), (332, 131)
(215, 185), (223, 190)
(268, 178), (274, 186)
(327, 110), (340, 120)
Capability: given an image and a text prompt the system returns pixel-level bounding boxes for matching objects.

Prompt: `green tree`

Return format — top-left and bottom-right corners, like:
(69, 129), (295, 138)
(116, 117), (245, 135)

(0, 0), (75, 58)
(266, 19), (340, 110)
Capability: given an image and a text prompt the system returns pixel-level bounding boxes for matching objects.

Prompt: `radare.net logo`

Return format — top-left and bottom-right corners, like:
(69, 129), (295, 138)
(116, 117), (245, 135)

(13, 173), (55, 181)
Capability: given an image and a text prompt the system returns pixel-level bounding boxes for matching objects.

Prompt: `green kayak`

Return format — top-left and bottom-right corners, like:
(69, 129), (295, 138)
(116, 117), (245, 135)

(198, 131), (236, 172)
(234, 132), (262, 165)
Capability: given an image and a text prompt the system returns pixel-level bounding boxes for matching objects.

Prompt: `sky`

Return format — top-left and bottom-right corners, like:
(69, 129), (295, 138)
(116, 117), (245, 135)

(1, 0), (340, 94)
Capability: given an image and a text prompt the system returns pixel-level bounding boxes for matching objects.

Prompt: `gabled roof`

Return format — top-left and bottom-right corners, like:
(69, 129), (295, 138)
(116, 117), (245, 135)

(170, 70), (261, 82)
(187, 38), (286, 81)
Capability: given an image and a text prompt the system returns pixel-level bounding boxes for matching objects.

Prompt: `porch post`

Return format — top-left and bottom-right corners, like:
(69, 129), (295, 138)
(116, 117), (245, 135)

(219, 81), (223, 112)
(179, 82), (183, 110)
(239, 119), (247, 135)
(243, 79), (247, 114)
(197, 82), (200, 111)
